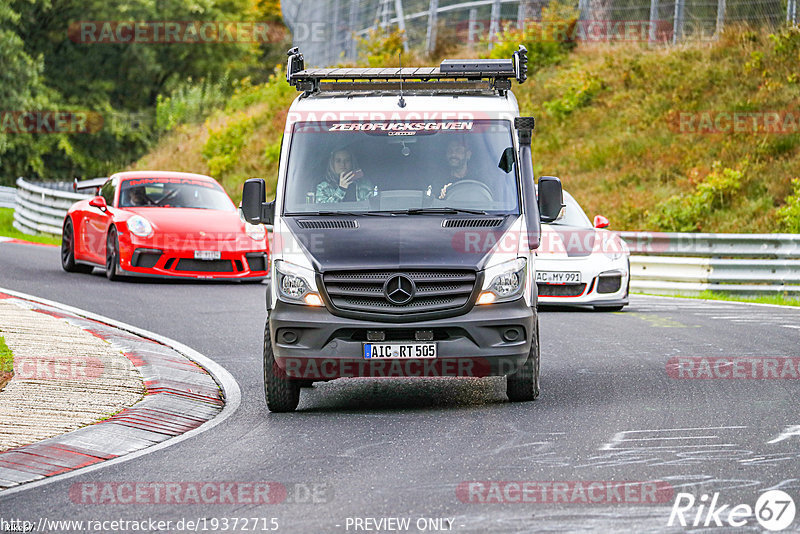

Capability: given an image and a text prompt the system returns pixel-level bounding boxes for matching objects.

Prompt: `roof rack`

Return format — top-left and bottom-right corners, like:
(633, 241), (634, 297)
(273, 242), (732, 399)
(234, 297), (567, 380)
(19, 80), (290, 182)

(285, 46), (528, 96)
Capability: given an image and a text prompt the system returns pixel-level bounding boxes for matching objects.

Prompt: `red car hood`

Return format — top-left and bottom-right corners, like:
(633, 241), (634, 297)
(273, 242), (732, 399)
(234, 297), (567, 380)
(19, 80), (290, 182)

(125, 208), (245, 241)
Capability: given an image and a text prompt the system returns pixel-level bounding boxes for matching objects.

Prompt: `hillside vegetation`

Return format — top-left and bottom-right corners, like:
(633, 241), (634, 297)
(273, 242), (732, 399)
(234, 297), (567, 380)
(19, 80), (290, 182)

(133, 25), (800, 233)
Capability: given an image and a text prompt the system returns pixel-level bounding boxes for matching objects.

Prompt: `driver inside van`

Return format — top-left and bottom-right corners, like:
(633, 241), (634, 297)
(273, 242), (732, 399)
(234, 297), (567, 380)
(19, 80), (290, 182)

(435, 138), (486, 200)
(315, 148), (374, 203)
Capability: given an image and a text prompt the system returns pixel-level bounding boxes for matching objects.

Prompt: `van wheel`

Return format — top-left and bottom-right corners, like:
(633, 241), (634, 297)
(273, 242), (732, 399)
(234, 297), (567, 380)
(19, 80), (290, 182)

(506, 318), (540, 402)
(263, 323), (300, 412)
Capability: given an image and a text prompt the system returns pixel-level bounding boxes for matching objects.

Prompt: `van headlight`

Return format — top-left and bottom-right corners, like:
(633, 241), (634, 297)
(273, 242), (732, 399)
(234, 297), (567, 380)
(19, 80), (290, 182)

(478, 258), (527, 305)
(245, 221), (266, 241)
(275, 260), (323, 306)
(127, 215), (153, 237)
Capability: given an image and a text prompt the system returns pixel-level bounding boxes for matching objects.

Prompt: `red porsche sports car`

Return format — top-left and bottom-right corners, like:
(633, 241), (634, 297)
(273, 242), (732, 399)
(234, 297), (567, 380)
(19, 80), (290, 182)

(61, 171), (270, 281)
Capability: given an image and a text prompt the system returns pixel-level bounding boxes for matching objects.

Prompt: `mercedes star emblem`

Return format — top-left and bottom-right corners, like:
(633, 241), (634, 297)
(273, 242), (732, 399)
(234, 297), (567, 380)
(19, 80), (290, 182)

(383, 274), (416, 305)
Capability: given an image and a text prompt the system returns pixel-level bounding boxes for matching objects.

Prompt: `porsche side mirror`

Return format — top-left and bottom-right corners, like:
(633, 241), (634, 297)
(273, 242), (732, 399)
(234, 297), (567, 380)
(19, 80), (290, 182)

(89, 196), (107, 211)
(538, 176), (563, 222)
(242, 179), (274, 225)
(594, 215), (609, 229)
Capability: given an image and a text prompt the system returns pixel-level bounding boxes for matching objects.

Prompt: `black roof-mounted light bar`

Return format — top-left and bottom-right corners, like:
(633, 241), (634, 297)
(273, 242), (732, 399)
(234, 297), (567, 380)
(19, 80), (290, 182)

(285, 46), (528, 95)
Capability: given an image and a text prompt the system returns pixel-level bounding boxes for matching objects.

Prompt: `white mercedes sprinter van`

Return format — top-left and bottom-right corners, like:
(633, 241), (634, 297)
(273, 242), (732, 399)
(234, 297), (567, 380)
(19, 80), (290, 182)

(242, 47), (564, 412)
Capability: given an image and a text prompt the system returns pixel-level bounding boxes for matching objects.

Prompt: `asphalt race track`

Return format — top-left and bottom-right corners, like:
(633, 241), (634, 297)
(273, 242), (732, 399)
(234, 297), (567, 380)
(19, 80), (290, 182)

(1, 241), (799, 533)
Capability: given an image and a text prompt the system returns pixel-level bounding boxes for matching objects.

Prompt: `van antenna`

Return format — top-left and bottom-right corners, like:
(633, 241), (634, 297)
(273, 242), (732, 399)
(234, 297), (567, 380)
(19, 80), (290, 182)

(398, 52), (407, 108)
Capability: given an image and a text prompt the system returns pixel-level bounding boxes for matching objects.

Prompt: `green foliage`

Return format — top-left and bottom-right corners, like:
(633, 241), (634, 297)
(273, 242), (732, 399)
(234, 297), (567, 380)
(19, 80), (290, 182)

(542, 70), (603, 119)
(202, 112), (256, 177)
(483, 0), (578, 70)
(648, 162), (745, 231)
(156, 77), (233, 131)
(0, 208), (61, 244)
(357, 27), (408, 67)
(263, 141), (281, 167)
(0, 0), (284, 183)
(669, 290), (800, 307)
(0, 335), (12, 374)
(777, 178), (800, 232)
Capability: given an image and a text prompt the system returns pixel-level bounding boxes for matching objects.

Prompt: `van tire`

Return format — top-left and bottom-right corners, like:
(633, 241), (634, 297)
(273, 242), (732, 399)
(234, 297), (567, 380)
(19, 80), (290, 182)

(506, 318), (540, 402)
(263, 323), (300, 412)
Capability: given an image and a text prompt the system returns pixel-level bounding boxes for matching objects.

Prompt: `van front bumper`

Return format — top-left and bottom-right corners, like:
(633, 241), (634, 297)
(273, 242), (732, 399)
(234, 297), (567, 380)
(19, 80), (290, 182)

(268, 299), (535, 380)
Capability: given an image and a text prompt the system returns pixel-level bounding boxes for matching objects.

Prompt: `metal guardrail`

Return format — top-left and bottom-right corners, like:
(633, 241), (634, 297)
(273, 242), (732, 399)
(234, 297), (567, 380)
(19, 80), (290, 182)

(616, 232), (800, 296)
(13, 178), (92, 236)
(0, 186), (15, 209)
(7, 183), (800, 295)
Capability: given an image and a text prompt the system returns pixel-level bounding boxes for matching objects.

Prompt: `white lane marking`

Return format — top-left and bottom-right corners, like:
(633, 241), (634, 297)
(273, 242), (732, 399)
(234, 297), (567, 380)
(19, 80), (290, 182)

(0, 287), (242, 498)
(601, 426), (747, 451)
(0, 237), (11, 243)
(781, 325), (800, 329)
(768, 425), (800, 445)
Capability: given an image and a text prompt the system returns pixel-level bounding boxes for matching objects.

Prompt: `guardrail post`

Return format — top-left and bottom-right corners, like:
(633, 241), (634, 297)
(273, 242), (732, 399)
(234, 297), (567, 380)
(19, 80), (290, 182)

(425, 0), (438, 55)
(649, 0), (659, 43)
(673, 0), (685, 44)
(348, 0), (359, 60)
(468, 8), (479, 44)
(488, 0), (502, 42)
(394, 0), (409, 52)
(716, 0), (726, 38)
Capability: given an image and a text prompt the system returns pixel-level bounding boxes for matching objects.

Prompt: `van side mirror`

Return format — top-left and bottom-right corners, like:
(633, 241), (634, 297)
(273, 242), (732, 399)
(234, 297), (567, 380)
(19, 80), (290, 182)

(538, 176), (563, 222)
(241, 179), (274, 225)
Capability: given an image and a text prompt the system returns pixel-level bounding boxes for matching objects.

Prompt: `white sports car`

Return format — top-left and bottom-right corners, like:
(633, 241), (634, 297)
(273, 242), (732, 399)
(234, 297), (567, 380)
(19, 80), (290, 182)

(535, 190), (630, 311)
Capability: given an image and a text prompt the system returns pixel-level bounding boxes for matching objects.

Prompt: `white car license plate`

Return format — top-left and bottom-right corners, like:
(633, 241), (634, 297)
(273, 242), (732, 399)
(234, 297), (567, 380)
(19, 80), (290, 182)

(535, 271), (582, 284)
(194, 250), (221, 260)
(364, 343), (437, 359)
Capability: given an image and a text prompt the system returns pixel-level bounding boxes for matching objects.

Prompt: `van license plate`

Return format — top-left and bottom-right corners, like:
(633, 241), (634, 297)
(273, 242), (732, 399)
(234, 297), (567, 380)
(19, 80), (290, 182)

(364, 343), (437, 359)
(194, 251), (221, 260)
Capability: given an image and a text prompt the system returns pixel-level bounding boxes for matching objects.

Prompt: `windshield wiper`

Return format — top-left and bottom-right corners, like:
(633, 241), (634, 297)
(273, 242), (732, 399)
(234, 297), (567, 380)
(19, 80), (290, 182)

(404, 207), (488, 215)
(313, 210), (392, 217)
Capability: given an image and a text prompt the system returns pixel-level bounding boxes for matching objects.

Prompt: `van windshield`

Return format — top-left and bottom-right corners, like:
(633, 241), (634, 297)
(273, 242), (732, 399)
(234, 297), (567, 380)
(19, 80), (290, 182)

(283, 120), (520, 215)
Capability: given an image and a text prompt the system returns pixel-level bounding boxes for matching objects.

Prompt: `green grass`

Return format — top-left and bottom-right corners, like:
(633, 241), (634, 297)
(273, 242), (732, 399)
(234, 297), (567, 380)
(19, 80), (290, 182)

(0, 335), (13, 375)
(0, 208), (61, 246)
(636, 290), (800, 307)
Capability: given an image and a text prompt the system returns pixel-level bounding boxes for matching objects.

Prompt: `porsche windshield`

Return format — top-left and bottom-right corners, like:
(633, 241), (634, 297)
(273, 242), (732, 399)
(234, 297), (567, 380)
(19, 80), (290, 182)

(284, 120), (520, 215)
(119, 178), (234, 211)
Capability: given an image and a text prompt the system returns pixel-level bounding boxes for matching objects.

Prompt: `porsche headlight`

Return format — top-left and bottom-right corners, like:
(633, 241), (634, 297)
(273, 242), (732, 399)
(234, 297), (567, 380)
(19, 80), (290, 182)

(604, 237), (629, 261)
(245, 221), (266, 241)
(275, 260), (322, 305)
(127, 215), (153, 237)
(478, 258), (527, 305)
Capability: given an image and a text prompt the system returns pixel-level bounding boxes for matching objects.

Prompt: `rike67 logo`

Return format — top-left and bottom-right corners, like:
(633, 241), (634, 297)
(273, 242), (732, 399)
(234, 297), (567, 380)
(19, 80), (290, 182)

(668, 490), (796, 531)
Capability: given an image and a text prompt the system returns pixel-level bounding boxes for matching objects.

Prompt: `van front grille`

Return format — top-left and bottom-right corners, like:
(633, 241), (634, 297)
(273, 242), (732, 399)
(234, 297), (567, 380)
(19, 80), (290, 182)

(323, 270), (477, 315)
